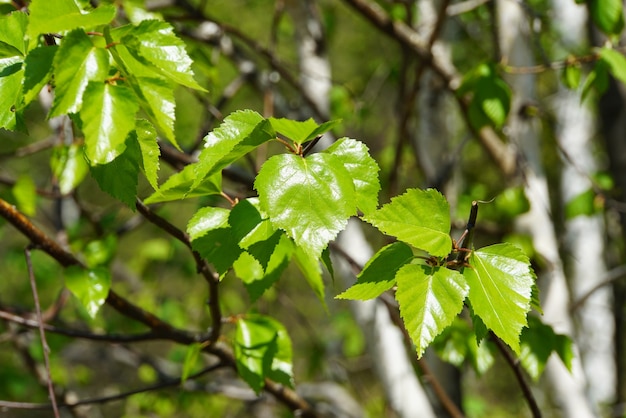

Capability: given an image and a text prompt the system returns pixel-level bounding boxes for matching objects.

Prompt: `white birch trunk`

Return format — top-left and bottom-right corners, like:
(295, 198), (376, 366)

(551, 0), (616, 407)
(497, 2), (595, 416)
(287, 2), (437, 416)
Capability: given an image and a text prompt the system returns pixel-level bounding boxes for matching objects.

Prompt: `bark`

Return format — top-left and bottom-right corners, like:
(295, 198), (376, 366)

(550, 0), (616, 407)
(496, 1), (595, 416)
(286, 2), (437, 416)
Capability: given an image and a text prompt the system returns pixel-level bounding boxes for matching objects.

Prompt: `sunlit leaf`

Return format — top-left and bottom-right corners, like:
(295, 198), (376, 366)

(83, 235), (117, 268)
(396, 264), (469, 357)
(121, 20), (205, 90)
(293, 245), (326, 309)
(0, 64), (24, 130)
(589, 0), (624, 36)
(28, 0), (116, 39)
(144, 164), (221, 204)
(599, 47), (626, 86)
(135, 120), (160, 190)
(50, 144), (89, 194)
(464, 243), (534, 353)
(0, 12), (27, 58)
(255, 153), (357, 260)
(337, 241), (413, 300)
(324, 138), (380, 215)
(65, 265), (111, 318)
(234, 315), (294, 394)
(365, 188), (452, 258)
(81, 81), (139, 165)
(49, 29), (109, 118)
(193, 110), (274, 191)
(269, 117), (341, 145)
(12, 175), (37, 216)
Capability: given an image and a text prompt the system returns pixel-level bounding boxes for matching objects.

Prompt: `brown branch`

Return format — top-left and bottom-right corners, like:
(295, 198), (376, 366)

(24, 246), (60, 418)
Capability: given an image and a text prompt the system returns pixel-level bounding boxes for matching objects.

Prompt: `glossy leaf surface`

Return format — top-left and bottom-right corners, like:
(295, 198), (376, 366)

(365, 188), (452, 258)
(28, 0), (116, 39)
(396, 264), (469, 357)
(464, 243), (534, 353)
(65, 265), (111, 318)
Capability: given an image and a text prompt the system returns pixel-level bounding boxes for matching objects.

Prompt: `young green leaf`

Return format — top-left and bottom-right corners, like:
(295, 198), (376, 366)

(0, 12), (27, 57)
(0, 65), (24, 130)
(255, 153), (357, 260)
(121, 20), (205, 91)
(131, 76), (177, 146)
(269, 117), (340, 145)
(589, 0), (624, 36)
(181, 343), (202, 383)
(598, 47), (626, 87)
(396, 264), (469, 358)
(90, 136), (141, 208)
(432, 318), (495, 375)
(193, 110), (274, 191)
(27, 0), (116, 39)
(187, 207), (230, 240)
(64, 265), (111, 318)
(293, 245), (327, 309)
(234, 315), (294, 393)
(464, 243), (534, 354)
(49, 29), (110, 118)
(365, 188), (452, 258)
(336, 241), (413, 300)
(12, 175), (37, 216)
(81, 81), (139, 165)
(324, 138), (380, 215)
(135, 120), (160, 190)
(144, 164), (221, 204)
(50, 144), (89, 195)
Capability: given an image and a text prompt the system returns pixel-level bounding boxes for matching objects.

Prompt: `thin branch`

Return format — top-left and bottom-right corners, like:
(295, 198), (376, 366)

(570, 264), (626, 313)
(24, 246), (60, 418)
(489, 332), (541, 418)
(0, 363), (226, 411)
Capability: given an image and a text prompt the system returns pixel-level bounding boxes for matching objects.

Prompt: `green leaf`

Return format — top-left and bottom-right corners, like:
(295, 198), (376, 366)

(121, 20), (205, 90)
(27, 0), (116, 39)
(0, 12), (27, 58)
(135, 120), (160, 190)
(50, 29), (110, 118)
(589, 0), (624, 36)
(234, 315), (294, 393)
(187, 207), (230, 240)
(324, 138), (380, 215)
(336, 242), (413, 300)
(520, 316), (574, 380)
(90, 136), (140, 208)
(561, 59), (581, 90)
(460, 63), (511, 129)
(599, 48), (626, 86)
(565, 188), (598, 219)
(50, 144), (89, 194)
(65, 265), (111, 318)
(0, 65), (24, 130)
(193, 110), (274, 191)
(81, 81), (139, 165)
(396, 264), (469, 358)
(582, 59), (610, 102)
(144, 164), (221, 204)
(187, 207), (241, 275)
(255, 153), (357, 260)
(269, 117), (341, 145)
(432, 318), (495, 375)
(464, 243), (534, 353)
(181, 343), (202, 383)
(23, 45), (57, 106)
(293, 245), (326, 308)
(83, 235), (117, 267)
(365, 188), (452, 258)
(132, 76), (177, 146)
(12, 175), (37, 216)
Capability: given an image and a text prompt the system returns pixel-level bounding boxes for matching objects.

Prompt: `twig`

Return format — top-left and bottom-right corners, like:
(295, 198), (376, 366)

(24, 246), (60, 418)
(570, 264), (626, 313)
(0, 363), (226, 411)
(489, 332), (541, 418)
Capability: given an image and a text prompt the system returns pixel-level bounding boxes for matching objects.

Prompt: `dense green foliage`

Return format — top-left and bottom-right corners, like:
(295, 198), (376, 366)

(1, 0), (625, 416)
